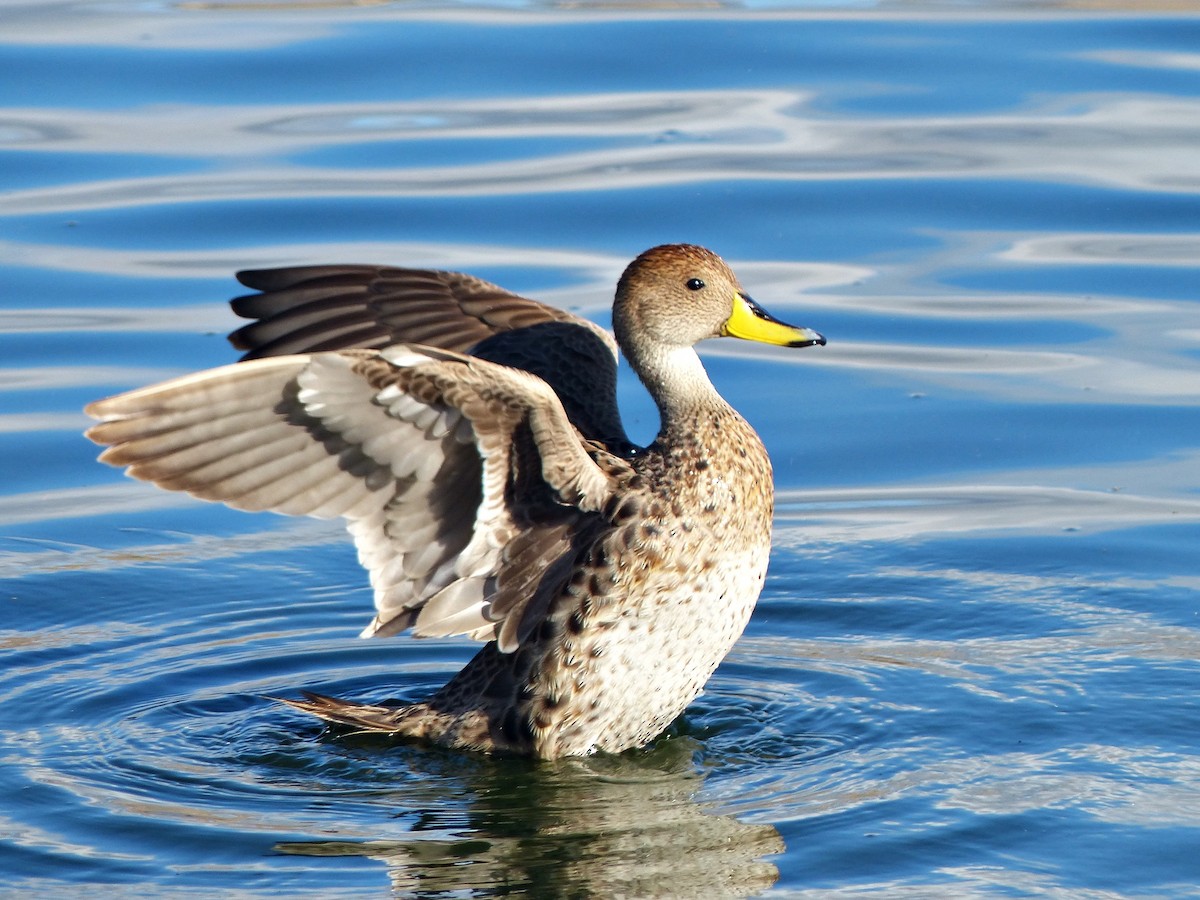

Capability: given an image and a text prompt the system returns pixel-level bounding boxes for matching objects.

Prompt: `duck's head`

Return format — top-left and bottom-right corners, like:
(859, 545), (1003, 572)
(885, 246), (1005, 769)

(613, 244), (825, 357)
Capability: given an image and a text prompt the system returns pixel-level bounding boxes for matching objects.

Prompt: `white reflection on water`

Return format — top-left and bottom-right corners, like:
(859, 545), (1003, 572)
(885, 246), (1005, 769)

(940, 746), (1200, 826)
(0, 365), (184, 391)
(1083, 48), (1200, 72)
(0, 305), (227, 335)
(0, 483), (338, 549)
(0, 238), (865, 295)
(0, 412), (88, 433)
(1001, 232), (1200, 267)
(5, 2), (1198, 53)
(775, 477), (1200, 543)
(1, 91), (781, 156)
(4, 90), (1200, 215)
(713, 320), (1200, 403)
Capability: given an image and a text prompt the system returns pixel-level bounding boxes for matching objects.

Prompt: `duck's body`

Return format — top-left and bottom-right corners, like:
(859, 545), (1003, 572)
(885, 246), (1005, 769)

(310, 399), (775, 758)
(86, 244), (823, 758)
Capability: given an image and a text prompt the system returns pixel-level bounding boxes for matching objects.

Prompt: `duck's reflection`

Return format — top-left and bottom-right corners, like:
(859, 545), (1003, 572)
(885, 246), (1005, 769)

(275, 736), (782, 898)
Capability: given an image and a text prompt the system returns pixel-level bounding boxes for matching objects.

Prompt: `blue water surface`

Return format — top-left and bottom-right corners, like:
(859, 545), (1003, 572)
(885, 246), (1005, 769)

(2, 1), (1199, 896)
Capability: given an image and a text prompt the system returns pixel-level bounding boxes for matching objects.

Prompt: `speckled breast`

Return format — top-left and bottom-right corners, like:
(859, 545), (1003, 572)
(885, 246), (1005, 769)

(529, 411), (775, 757)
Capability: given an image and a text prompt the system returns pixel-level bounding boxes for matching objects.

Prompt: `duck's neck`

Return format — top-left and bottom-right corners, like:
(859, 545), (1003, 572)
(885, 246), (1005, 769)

(631, 344), (734, 441)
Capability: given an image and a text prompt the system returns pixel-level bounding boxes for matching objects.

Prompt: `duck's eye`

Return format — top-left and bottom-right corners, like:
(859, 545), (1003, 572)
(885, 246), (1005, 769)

(685, 278), (705, 291)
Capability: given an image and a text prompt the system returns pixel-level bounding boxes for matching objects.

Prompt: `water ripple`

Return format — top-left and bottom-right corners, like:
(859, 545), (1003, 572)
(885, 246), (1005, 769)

(4, 7), (1200, 896)
(5, 91), (1200, 214)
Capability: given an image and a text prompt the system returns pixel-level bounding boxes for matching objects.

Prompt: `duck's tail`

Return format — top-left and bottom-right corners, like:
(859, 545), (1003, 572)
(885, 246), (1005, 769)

(274, 691), (414, 734)
(274, 689), (523, 753)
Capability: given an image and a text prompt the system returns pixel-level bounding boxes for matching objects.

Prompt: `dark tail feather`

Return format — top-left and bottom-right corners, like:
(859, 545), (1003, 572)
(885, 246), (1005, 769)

(272, 691), (408, 734)
(271, 688), (510, 753)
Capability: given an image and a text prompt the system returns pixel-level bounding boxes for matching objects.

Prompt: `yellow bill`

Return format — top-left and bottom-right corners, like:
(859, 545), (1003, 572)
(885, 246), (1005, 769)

(721, 292), (825, 348)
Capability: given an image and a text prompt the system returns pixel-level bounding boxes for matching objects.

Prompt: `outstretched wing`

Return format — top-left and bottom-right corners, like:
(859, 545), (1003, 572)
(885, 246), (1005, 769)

(85, 345), (623, 652)
(230, 265), (597, 358)
(230, 265), (631, 449)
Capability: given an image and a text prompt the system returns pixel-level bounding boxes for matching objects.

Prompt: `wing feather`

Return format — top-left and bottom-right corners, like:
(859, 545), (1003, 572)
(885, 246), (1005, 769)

(229, 265), (585, 359)
(228, 264), (631, 450)
(86, 343), (623, 652)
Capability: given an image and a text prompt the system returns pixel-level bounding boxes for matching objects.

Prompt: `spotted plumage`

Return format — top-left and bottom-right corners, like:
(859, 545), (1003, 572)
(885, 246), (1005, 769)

(85, 244), (824, 758)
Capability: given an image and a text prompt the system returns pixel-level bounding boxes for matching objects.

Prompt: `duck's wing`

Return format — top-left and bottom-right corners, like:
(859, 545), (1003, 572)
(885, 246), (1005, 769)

(230, 265), (599, 358)
(230, 265), (630, 449)
(85, 345), (625, 653)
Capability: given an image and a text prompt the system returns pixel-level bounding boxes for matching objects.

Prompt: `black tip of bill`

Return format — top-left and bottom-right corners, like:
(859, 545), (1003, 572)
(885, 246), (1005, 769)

(788, 329), (826, 348)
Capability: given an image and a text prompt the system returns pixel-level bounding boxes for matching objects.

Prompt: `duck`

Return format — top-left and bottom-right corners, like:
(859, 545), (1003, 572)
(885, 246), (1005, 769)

(85, 244), (824, 758)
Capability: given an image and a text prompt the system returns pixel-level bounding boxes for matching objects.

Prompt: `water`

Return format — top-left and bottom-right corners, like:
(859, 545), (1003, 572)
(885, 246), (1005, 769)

(3, 2), (1200, 896)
